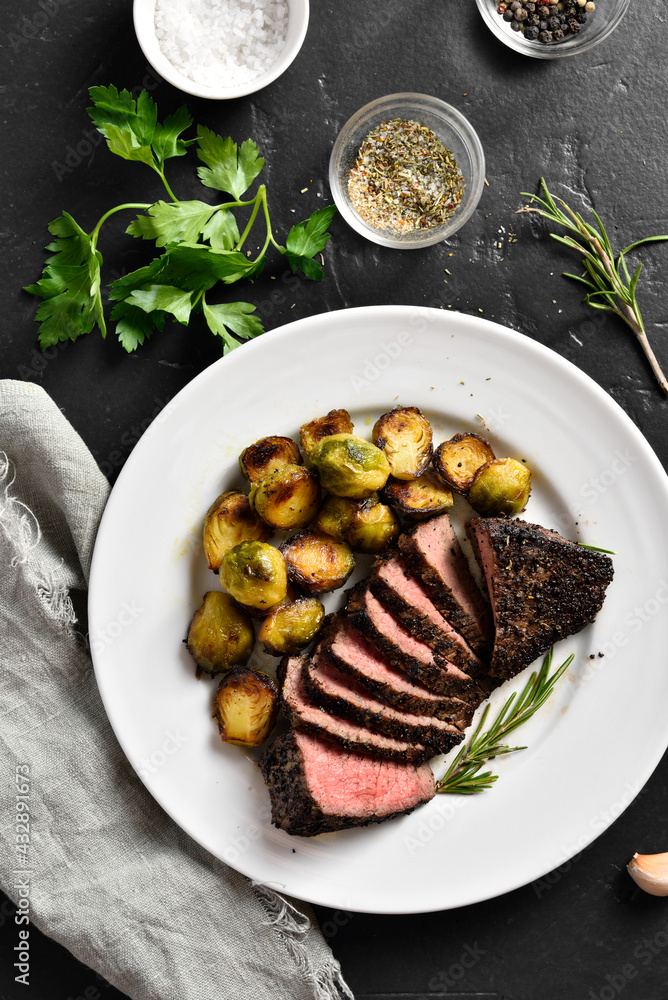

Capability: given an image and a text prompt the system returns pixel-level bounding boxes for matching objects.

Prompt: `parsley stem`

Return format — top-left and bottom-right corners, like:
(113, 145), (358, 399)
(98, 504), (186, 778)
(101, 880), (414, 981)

(89, 203), (151, 247)
(236, 186), (266, 252)
(156, 170), (179, 203)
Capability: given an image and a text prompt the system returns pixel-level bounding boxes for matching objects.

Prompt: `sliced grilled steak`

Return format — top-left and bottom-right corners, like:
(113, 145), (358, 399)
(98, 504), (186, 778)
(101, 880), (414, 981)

(261, 730), (436, 837)
(279, 654), (432, 763)
(467, 517), (614, 678)
(369, 554), (485, 674)
(344, 584), (477, 698)
(399, 514), (490, 656)
(320, 622), (477, 727)
(303, 653), (464, 750)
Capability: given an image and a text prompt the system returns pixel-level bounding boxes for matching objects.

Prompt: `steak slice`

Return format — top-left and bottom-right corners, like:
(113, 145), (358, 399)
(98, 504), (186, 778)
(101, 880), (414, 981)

(399, 514), (490, 656)
(369, 554), (486, 674)
(261, 730), (436, 837)
(303, 653), (464, 750)
(467, 517), (614, 678)
(279, 654), (432, 763)
(344, 584), (477, 698)
(321, 622), (477, 727)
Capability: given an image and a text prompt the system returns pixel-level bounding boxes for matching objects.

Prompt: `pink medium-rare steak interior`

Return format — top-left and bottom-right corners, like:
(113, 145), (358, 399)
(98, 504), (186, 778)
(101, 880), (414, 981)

(363, 589), (470, 680)
(326, 624), (477, 724)
(409, 516), (488, 631)
(297, 731), (436, 818)
(375, 555), (483, 667)
(310, 655), (460, 736)
(280, 654), (429, 757)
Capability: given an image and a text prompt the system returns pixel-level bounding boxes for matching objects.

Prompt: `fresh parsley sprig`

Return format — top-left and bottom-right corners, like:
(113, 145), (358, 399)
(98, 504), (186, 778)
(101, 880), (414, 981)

(25, 85), (337, 354)
(518, 178), (668, 393)
(436, 649), (573, 795)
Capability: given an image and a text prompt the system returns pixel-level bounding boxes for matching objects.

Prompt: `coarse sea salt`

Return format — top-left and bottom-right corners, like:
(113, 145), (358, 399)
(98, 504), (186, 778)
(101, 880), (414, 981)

(154, 0), (289, 88)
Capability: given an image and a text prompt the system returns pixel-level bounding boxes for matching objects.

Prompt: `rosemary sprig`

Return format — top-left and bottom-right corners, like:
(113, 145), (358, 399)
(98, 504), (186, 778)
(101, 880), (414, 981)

(436, 649), (573, 795)
(577, 541), (616, 554)
(518, 178), (668, 394)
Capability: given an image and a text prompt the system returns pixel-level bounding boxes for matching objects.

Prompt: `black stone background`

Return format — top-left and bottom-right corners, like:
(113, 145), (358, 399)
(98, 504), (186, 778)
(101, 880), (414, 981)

(2, 1), (668, 997)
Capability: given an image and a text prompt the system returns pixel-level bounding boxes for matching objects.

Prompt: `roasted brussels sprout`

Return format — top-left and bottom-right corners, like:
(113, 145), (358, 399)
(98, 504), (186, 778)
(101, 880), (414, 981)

(202, 490), (270, 572)
(312, 493), (359, 540)
(251, 464), (320, 531)
(372, 406), (433, 480)
(299, 408), (354, 455)
(220, 541), (288, 610)
(186, 591), (254, 674)
(433, 433), (496, 495)
(382, 470), (454, 520)
(280, 530), (355, 593)
(309, 433), (390, 499)
(214, 668), (279, 747)
(344, 498), (399, 553)
(468, 458), (532, 517)
(258, 596), (325, 655)
(239, 435), (302, 483)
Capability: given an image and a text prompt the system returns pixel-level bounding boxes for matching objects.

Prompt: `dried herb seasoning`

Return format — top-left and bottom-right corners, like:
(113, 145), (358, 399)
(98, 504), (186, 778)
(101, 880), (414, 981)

(348, 118), (465, 233)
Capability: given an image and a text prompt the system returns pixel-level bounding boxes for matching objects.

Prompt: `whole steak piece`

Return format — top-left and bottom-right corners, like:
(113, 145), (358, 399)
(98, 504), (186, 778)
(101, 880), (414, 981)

(260, 730), (436, 837)
(467, 518), (614, 678)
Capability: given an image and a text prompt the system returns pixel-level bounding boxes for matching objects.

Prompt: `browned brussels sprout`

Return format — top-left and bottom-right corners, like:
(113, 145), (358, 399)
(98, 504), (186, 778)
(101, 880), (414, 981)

(299, 408), (354, 455)
(186, 591), (254, 674)
(202, 490), (270, 572)
(382, 470), (454, 520)
(251, 464), (320, 531)
(433, 433), (496, 495)
(214, 668), (279, 747)
(468, 458), (532, 517)
(312, 493), (359, 540)
(280, 530), (355, 593)
(309, 433), (390, 499)
(239, 435), (302, 483)
(220, 541), (288, 610)
(372, 406), (433, 480)
(258, 596), (325, 655)
(344, 498), (400, 553)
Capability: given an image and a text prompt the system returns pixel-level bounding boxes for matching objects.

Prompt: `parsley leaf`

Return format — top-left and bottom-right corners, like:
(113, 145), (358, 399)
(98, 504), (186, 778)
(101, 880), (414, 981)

(202, 300), (264, 353)
(110, 300), (165, 352)
(284, 205), (337, 280)
(196, 126), (264, 199)
(88, 85), (193, 171)
(125, 284), (194, 325)
(127, 201), (217, 247)
(24, 212), (105, 346)
(202, 209), (240, 250)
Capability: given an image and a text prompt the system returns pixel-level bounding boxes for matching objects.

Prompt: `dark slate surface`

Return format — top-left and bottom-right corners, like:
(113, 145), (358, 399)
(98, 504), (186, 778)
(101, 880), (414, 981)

(2, 1), (668, 997)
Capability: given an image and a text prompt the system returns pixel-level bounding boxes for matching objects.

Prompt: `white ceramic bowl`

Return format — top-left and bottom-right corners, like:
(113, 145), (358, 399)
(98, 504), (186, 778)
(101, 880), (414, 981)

(133, 0), (309, 99)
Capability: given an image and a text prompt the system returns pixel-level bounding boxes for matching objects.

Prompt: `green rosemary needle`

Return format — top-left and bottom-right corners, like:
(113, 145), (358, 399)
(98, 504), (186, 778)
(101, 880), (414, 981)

(436, 649), (573, 795)
(577, 541), (616, 554)
(518, 178), (668, 394)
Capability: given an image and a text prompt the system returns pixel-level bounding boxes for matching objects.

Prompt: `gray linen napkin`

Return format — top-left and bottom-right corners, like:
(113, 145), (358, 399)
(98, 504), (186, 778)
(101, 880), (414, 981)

(0, 379), (353, 1000)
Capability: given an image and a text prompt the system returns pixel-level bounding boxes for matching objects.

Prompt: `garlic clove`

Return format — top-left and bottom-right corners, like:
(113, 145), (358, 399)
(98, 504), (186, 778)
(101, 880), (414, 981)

(627, 852), (668, 897)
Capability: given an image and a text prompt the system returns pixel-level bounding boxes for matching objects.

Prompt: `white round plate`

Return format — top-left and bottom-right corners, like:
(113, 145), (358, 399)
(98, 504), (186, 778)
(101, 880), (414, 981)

(89, 306), (668, 914)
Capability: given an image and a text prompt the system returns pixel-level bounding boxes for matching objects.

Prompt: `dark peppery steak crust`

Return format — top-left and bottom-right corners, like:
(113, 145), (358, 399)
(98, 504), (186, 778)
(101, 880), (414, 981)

(260, 730), (436, 837)
(343, 582), (478, 698)
(318, 620), (478, 727)
(398, 514), (491, 656)
(278, 654), (433, 763)
(369, 554), (485, 675)
(467, 517), (614, 678)
(303, 653), (465, 750)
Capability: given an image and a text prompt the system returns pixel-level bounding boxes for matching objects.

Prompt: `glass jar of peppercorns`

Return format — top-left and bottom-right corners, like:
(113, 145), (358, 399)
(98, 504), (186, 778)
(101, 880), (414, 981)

(495, 0), (595, 44)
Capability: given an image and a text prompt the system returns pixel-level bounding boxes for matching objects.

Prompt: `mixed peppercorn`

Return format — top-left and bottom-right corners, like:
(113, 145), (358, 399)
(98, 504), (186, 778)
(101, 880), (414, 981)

(496, 0), (596, 43)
